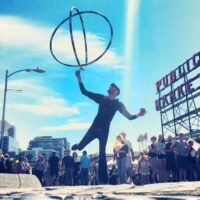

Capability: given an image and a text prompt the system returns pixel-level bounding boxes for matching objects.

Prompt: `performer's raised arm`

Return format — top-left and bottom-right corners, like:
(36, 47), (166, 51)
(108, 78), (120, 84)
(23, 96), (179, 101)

(118, 102), (146, 120)
(75, 70), (104, 103)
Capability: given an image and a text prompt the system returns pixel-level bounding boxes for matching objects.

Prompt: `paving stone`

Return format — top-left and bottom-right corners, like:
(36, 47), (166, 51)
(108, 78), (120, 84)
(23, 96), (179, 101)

(0, 173), (42, 188)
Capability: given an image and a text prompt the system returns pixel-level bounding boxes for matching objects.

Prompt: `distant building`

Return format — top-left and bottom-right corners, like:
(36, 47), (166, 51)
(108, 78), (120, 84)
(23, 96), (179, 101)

(20, 148), (58, 164)
(7, 126), (16, 138)
(2, 136), (19, 156)
(28, 136), (70, 159)
(0, 121), (16, 137)
(0, 121), (18, 155)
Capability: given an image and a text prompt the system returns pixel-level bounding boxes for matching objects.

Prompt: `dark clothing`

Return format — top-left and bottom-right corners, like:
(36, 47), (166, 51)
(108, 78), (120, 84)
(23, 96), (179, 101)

(35, 170), (44, 185)
(5, 158), (12, 173)
(187, 147), (196, 165)
(116, 144), (128, 184)
(74, 161), (80, 175)
(62, 155), (74, 169)
(79, 83), (137, 128)
(109, 167), (118, 185)
(119, 144), (129, 157)
(48, 155), (59, 178)
(165, 142), (176, 171)
(62, 155), (74, 185)
(0, 157), (5, 173)
(73, 161), (80, 185)
(77, 82), (137, 184)
(187, 147), (198, 181)
(177, 155), (188, 170)
(81, 168), (89, 185)
(148, 152), (157, 158)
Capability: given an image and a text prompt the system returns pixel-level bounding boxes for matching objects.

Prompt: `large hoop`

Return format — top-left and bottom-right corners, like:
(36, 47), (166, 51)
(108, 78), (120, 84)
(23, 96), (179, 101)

(69, 7), (88, 68)
(50, 9), (113, 67)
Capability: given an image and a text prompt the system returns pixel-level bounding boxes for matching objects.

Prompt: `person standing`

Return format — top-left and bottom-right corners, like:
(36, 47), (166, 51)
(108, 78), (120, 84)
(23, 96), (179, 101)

(187, 140), (198, 181)
(120, 132), (134, 184)
(4, 154), (13, 174)
(48, 151), (60, 186)
(72, 151), (81, 185)
(35, 155), (46, 186)
(154, 134), (166, 183)
(148, 136), (158, 183)
(71, 70), (146, 184)
(16, 156), (25, 173)
(196, 147), (200, 180)
(175, 133), (188, 181)
(113, 134), (128, 184)
(138, 151), (150, 185)
(80, 150), (90, 185)
(62, 149), (74, 186)
(24, 158), (31, 174)
(165, 135), (176, 182)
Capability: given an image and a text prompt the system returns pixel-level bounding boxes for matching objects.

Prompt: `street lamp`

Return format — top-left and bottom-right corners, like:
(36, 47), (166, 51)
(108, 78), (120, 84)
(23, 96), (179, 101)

(0, 67), (45, 150)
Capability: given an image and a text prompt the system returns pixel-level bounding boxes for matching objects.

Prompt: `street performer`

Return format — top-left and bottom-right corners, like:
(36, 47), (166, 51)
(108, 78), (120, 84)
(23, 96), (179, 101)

(72, 70), (146, 184)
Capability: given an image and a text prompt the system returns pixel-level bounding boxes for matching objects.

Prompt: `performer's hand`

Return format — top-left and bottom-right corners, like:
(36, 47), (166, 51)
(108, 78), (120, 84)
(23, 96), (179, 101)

(75, 70), (81, 78)
(137, 108), (146, 117)
(75, 70), (82, 82)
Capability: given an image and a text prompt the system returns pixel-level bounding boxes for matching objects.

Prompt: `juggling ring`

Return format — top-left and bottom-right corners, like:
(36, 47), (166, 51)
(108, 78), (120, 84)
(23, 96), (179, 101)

(50, 7), (113, 69)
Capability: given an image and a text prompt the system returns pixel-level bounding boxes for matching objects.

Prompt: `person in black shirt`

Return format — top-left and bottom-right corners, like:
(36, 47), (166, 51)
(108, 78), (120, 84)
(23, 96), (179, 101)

(62, 149), (74, 185)
(71, 70), (146, 184)
(165, 135), (176, 182)
(48, 151), (60, 186)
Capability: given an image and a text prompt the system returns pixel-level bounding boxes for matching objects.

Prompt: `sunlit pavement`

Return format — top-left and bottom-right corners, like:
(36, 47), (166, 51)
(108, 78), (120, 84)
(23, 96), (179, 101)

(0, 181), (200, 200)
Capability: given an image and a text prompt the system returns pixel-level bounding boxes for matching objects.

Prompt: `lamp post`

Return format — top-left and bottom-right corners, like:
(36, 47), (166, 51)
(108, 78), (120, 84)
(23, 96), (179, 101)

(0, 67), (45, 150)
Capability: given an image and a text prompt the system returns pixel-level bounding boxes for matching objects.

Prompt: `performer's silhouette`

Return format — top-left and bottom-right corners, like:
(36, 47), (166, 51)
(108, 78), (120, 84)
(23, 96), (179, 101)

(72, 70), (146, 184)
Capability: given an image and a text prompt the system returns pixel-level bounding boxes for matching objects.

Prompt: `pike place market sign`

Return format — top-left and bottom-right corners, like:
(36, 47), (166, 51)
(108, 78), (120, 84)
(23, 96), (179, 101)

(155, 52), (200, 111)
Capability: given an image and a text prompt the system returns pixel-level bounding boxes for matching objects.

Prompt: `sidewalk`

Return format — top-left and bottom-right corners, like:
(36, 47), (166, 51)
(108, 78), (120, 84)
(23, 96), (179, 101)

(0, 177), (200, 200)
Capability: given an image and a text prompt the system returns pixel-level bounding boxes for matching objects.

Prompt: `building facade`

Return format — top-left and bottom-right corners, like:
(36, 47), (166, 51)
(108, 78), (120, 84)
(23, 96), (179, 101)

(2, 136), (19, 156)
(28, 136), (70, 160)
(7, 126), (16, 138)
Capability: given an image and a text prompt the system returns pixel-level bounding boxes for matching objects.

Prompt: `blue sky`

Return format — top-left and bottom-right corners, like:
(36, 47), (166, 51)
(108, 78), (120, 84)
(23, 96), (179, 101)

(0, 0), (200, 154)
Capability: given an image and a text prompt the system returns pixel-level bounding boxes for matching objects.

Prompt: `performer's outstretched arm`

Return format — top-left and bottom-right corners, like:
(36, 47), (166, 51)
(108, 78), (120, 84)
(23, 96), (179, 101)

(118, 102), (146, 120)
(75, 70), (104, 103)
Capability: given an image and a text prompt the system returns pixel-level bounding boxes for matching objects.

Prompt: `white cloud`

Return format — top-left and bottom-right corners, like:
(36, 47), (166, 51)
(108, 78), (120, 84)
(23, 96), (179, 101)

(8, 101), (78, 116)
(41, 121), (91, 132)
(2, 78), (80, 117)
(0, 16), (123, 68)
(0, 78), (49, 96)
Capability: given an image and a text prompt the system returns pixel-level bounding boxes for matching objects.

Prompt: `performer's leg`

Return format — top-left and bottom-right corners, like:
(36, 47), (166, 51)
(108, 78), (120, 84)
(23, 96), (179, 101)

(98, 129), (109, 184)
(76, 126), (97, 150)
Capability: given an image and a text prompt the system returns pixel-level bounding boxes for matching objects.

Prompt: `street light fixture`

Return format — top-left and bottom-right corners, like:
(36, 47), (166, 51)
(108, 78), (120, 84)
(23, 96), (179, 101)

(0, 67), (45, 150)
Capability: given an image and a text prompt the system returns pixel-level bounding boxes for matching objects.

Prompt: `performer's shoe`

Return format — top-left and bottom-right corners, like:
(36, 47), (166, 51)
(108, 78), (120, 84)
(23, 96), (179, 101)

(71, 144), (78, 150)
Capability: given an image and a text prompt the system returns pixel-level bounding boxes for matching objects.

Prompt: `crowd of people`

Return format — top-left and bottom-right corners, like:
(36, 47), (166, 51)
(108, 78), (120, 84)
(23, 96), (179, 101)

(110, 132), (200, 185)
(1, 132), (200, 187)
(0, 148), (91, 187)
(137, 133), (200, 185)
(0, 150), (31, 174)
